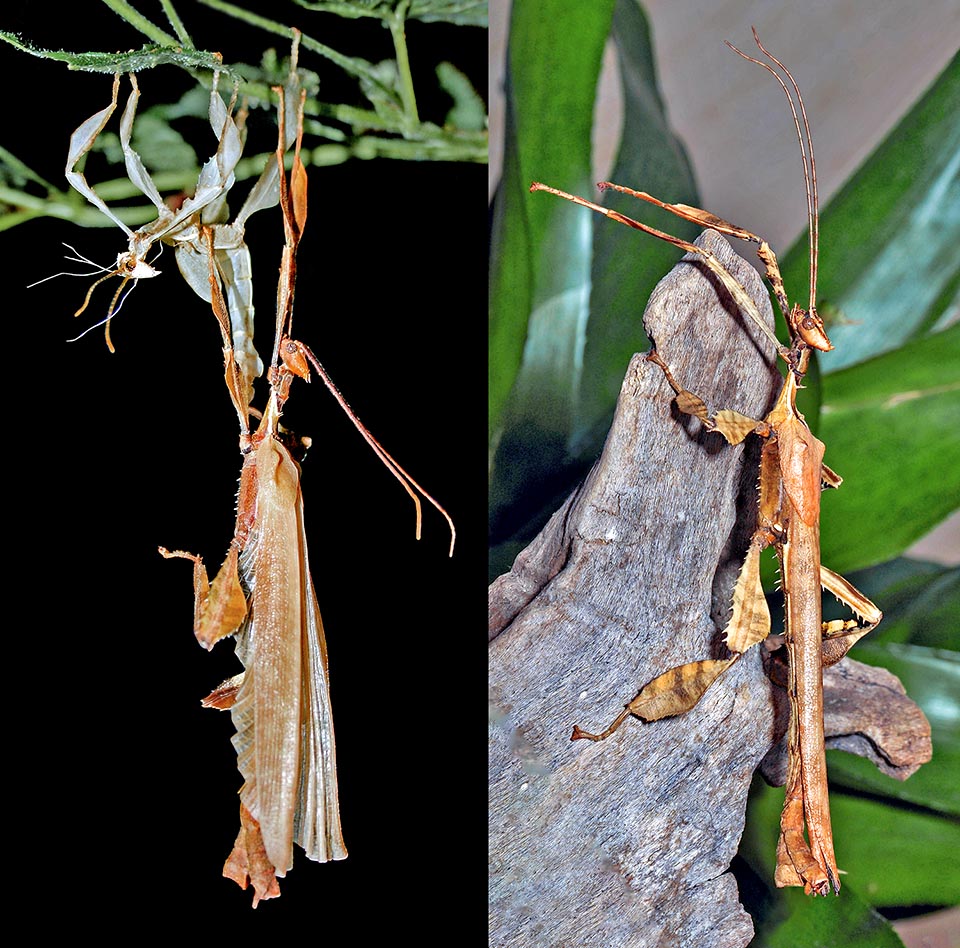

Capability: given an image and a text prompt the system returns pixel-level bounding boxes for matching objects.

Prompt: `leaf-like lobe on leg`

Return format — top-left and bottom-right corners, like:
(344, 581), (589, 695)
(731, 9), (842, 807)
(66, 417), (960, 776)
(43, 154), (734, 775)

(775, 774), (832, 896)
(626, 658), (736, 722)
(196, 544), (248, 650)
(711, 409), (762, 445)
(723, 542), (771, 654)
(223, 804), (282, 908)
(201, 672), (245, 710)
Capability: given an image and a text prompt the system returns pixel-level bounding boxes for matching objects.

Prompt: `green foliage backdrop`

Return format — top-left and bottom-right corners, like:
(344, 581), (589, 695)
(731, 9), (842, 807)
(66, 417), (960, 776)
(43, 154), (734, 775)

(490, 2), (958, 943)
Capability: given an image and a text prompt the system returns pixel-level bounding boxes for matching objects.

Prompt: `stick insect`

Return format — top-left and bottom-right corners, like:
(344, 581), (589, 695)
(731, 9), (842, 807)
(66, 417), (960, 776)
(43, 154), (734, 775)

(62, 53), (297, 420)
(161, 80), (454, 906)
(530, 29), (882, 896)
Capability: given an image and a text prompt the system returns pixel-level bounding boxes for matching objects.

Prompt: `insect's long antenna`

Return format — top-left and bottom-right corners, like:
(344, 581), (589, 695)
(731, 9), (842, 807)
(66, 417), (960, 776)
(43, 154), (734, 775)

(66, 279), (133, 346)
(62, 243), (113, 272)
(726, 28), (820, 314)
(73, 268), (124, 319)
(68, 276), (133, 351)
(27, 244), (115, 287)
(296, 341), (457, 557)
(751, 29), (819, 314)
(66, 317), (113, 344)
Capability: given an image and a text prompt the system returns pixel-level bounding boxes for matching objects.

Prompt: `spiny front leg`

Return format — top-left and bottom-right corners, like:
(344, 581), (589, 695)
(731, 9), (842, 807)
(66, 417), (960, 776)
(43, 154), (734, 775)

(600, 183), (831, 353)
(819, 565), (882, 666)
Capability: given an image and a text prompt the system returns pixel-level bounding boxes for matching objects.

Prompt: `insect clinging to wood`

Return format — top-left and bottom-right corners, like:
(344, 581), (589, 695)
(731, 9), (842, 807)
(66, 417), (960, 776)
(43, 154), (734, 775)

(530, 28), (893, 896)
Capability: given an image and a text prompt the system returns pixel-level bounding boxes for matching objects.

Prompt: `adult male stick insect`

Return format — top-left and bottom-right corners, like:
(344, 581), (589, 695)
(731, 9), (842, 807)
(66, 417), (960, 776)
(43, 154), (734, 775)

(530, 29), (882, 896)
(161, 81), (454, 906)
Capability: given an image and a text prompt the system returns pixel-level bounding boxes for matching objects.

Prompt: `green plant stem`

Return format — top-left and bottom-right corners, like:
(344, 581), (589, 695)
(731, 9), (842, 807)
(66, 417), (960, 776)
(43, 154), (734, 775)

(196, 0), (385, 91)
(325, 103), (407, 133)
(101, 0), (179, 46)
(159, 0), (194, 47)
(388, 1), (419, 129)
(0, 185), (158, 227)
(0, 146), (55, 191)
(0, 210), (41, 232)
(293, 0), (383, 19)
(347, 133), (486, 162)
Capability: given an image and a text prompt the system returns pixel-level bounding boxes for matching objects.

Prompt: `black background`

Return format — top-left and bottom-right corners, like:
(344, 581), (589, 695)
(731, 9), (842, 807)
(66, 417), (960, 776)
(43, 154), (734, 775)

(4, 2), (485, 933)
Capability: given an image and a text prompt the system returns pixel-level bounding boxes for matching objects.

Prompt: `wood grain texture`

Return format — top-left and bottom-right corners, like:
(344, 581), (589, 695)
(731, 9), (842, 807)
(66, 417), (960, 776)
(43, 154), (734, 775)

(488, 231), (931, 947)
(489, 231), (780, 948)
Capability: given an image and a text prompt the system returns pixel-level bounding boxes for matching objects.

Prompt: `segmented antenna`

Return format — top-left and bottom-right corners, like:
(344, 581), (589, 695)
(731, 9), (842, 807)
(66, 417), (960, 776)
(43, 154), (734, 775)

(726, 27), (820, 315)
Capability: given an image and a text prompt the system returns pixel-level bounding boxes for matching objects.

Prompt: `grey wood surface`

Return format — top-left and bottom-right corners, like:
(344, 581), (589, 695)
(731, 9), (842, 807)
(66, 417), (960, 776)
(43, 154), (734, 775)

(488, 231), (931, 948)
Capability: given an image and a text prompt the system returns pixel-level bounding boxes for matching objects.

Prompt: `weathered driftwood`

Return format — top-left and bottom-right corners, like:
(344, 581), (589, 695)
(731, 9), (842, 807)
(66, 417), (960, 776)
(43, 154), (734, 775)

(488, 231), (931, 948)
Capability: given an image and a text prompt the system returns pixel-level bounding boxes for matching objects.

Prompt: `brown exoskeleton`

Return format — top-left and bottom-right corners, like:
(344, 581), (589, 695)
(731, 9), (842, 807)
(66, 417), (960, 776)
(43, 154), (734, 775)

(531, 29), (883, 896)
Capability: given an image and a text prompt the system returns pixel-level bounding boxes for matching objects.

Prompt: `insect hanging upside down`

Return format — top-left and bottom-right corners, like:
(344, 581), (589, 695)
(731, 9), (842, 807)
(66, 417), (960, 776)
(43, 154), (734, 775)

(59, 53), (302, 423)
(531, 29), (888, 896)
(161, 77), (454, 905)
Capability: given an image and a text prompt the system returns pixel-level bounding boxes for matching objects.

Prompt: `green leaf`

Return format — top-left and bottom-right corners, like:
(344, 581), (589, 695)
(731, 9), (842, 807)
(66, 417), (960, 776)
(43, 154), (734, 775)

(575, 0), (698, 450)
(754, 887), (906, 948)
(489, 0), (696, 575)
(818, 323), (960, 573)
(488, 0), (615, 571)
(0, 33), (231, 74)
(829, 794), (960, 907)
(738, 806), (908, 946)
(779, 53), (960, 371)
(292, 0), (489, 28)
(741, 780), (955, 948)
(436, 62), (486, 132)
(119, 114), (198, 176)
(833, 642), (959, 815)
(489, 0), (614, 436)
(410, 0), (487, 27)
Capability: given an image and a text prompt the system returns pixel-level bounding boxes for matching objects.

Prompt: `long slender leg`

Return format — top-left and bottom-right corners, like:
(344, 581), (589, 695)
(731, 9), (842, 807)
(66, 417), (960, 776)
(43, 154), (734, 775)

(65, 75), (133, 238)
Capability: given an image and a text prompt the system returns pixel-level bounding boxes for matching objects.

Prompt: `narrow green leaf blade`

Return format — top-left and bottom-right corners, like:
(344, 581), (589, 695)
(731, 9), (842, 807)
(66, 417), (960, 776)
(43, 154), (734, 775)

(489, 0), (615, 442)
(832, 642), (959, 815)
(573, 0), (698, 448)
(833, 794), (959, 907)
(489, 0), (697, 576)
(488, 1), (616, 573)
(756, 888), (906, 948)
(818, 323), (960, 573)
(780, 53), (960, 371)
